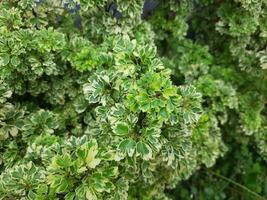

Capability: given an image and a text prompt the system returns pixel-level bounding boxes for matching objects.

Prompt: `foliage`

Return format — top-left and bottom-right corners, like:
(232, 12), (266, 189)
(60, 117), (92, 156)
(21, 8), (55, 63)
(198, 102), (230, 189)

(0, 0), (267, 199)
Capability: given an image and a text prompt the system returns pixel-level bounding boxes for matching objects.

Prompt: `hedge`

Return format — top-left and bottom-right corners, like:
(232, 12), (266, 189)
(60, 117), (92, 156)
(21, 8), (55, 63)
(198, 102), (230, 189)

(0, 0), (266, 199)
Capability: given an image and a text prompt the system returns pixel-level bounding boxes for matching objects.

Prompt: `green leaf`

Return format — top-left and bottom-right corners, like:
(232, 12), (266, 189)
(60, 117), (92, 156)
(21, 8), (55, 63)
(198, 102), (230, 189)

(10, 56), (20, 67)
(9, 127), (18, 137)
(55, 155), (72, 169)
(55, 177), (73, 193)
(84, 141), (101, 169)
(113, 122), (129, 136)
(27, 190), (36, 200)
(102, 166), (119, 178)
(136, 142), (152, 160)
(0, 53), (10, 66)
(86, 189), (98, 200)
(118, 139), (136, 157)
(76, 148), (87, 160)
(65, 192), (75, 200)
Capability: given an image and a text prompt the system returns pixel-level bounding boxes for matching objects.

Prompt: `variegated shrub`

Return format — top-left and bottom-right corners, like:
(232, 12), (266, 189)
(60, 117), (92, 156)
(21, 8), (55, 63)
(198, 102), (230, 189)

(1, 0), (267, 200)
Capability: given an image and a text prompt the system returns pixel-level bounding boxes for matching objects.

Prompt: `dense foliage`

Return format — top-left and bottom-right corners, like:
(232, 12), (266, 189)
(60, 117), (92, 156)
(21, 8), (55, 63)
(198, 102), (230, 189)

(0, 0), (266, 199)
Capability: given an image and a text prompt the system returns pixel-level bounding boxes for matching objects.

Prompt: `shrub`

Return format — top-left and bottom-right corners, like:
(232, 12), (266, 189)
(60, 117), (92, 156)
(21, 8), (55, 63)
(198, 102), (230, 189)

(0, 0), (266, 199)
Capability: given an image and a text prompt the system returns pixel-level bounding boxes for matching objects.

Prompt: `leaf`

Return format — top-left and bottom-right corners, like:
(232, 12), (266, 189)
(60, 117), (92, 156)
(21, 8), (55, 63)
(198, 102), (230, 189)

(87, 158), (101, 169)
(27, 190), (36, 200)
(10, 56), (20, 67)
(55, 177), (72, 193)
(102, 166), (119, 177)
(9, 127), (18, 137)
(136, 142), (152, 160)
(76, 148), (87, 160)
(75, 184), (87, 198)
(85, 141), (101, 169)
(74, 96), (88, 114)
(0, 53), (10, 66)
(113, 122), (129, 136)
(86, 189), (98, 200)
(65, 192), (75, 200)
(118, 139), (136, 157)
(55, 155), (72, 169)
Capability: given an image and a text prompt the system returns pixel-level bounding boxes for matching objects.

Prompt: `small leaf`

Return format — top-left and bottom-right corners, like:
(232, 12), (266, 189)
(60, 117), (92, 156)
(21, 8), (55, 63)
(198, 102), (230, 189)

(0, 53), (10, 66)
(55, 178), (72, 193)
(74, 96), (88, 113)
(65, 192), (75, 200)
(113, 122), (129, 136)
(76, 148), (87, 160)
(86, 189), (98, 200)
(55, 155), (72, 169)
(9, 127), (18, 137)
(27, 190), (36, 200)
(10, 56), (21, 67)
(102, 166), (118, 177)
(87, 158), (101, 169)
(136, 142), (152, 160)
(85, 142), (101, 168)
